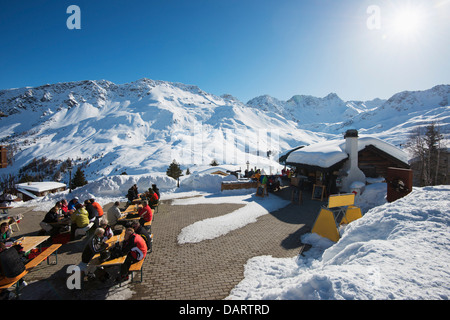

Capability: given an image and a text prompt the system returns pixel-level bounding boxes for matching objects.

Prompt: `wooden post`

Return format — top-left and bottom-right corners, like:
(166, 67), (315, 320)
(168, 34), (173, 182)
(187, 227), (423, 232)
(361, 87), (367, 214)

(386, 167), (413, 202)
(0, 146), (7, 168)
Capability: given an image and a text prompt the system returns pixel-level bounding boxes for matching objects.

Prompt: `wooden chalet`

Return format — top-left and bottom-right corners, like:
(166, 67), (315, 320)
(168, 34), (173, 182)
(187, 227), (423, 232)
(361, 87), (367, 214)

(14, 181), (67, 201)
(286, 130), (410, 195)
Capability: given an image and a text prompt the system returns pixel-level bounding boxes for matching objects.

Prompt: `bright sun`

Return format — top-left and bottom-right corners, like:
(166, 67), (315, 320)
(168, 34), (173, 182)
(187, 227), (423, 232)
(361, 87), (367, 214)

(390, 5), (427, 40)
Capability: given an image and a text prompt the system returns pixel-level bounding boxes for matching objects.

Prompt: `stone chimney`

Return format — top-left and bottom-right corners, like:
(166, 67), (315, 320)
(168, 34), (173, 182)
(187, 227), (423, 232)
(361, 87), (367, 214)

(340, 129), (366, 192)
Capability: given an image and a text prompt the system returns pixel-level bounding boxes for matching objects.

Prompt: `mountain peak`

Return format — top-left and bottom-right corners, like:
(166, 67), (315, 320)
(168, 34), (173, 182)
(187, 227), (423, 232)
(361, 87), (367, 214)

(325, 92), (340, 100)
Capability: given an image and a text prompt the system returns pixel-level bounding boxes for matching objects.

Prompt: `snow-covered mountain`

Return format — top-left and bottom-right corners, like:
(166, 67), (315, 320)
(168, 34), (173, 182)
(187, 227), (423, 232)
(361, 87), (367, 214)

(0, 78), (448, 182)
(0, 79), (327, 180)
(247, 84), (450, 146)
(247, 92), (384, 126)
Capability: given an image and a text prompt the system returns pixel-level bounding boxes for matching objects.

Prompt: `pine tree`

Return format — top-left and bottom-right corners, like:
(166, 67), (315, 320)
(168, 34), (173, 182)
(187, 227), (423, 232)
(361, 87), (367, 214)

(210, 159), (219, 166)
(186, 168), (191, 175)
(70, 167), (88, 190)
(407, 121), (446, 186)
(166, 160), (183, 180)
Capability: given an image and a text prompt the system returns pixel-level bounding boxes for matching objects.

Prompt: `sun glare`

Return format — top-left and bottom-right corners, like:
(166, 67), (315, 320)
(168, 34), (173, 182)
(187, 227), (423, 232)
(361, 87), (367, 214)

(390, 4), (427, 40)
(394, 9), (422, 34)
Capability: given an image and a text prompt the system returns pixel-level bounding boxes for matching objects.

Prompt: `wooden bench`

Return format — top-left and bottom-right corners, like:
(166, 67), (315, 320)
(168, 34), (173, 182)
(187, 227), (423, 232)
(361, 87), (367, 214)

(151, 202), (159, 214)
(25, 244), (62, 269)
(128, 234), (153, 283)
(0, 244), (61, 295)
(0, 270), (29, 296)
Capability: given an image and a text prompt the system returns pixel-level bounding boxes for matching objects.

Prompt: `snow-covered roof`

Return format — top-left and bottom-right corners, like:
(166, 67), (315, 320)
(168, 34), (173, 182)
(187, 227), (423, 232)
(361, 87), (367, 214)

(15, 181), (66, 193)
(15, 187), (38, 199)
(286, 136), (408, 168)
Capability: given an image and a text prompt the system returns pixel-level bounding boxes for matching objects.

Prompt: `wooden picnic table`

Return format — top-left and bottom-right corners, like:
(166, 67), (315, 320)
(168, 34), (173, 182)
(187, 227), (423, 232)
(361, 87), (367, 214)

(88, 230), (127, 267)
(118, 204), (143, 222)
(48, 216), (71, 226)
(124, 204), (142, 213)
(0, 206), (13, 214)
(10, 236), (50, 253)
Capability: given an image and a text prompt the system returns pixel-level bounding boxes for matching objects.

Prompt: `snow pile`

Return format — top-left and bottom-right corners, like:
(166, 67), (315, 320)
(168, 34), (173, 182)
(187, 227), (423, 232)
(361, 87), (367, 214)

(227, 185), (450, 300)
(180, 170), (238, 193)
(355, 182), (387, 214)
(85, 173), (177, 197)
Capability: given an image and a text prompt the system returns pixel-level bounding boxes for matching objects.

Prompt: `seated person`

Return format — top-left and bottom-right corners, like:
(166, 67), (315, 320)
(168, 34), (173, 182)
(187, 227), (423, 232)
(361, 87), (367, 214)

(84, 199), (99, 229)
(90, 198), (104, 219)
(0, 242), (26, 284)
(268, 175), (281, 192)
(79, 228), (108, 278)
(67, 197), (80, 213)
(145, 189), (159, 208)
(117, 228), (147, 282)
(131, 220), (151, 251)
(138, 200), (153, 228)
(99, 218), (121, 238)
(251, 169), (261, 182)
(40, 202), (62, 236)
(126, 184), (139, 205)
(151, 184), (160, 200)
(107, 201), (124, 227)
(70, 203), (90, 240)
(0, 222), (13, 243)
(60, 199), (69, 217)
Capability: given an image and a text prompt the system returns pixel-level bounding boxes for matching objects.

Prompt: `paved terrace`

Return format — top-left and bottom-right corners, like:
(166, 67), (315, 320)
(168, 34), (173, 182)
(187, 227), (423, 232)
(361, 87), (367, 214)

(6, 186), (324, 300)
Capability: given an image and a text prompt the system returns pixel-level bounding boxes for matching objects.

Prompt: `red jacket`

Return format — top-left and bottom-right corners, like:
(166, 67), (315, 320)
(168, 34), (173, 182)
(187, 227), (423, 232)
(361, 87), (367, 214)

(138, 205), (153, 222)
(122, 233), (147, 261)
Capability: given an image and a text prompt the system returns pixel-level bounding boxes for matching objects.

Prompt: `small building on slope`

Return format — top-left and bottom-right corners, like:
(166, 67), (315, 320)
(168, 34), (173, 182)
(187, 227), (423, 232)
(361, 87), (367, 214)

(15, 181), (67, 201)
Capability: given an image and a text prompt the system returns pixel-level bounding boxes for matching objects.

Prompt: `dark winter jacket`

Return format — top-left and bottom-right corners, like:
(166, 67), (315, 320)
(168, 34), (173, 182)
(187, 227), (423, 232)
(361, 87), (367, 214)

(43, 208), (59, 223)
(81, 235), (107, 263)
(85, 203), (98, 221)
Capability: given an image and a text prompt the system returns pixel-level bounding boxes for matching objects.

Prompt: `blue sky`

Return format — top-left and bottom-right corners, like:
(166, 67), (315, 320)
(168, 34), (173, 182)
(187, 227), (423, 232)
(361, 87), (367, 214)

(0, 0), (448, 102)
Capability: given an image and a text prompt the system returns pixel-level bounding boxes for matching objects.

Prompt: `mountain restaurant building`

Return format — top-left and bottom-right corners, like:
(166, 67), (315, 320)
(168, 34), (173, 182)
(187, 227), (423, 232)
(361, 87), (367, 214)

(285, 130), (410, 196)
(14, 181), (67, 201)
